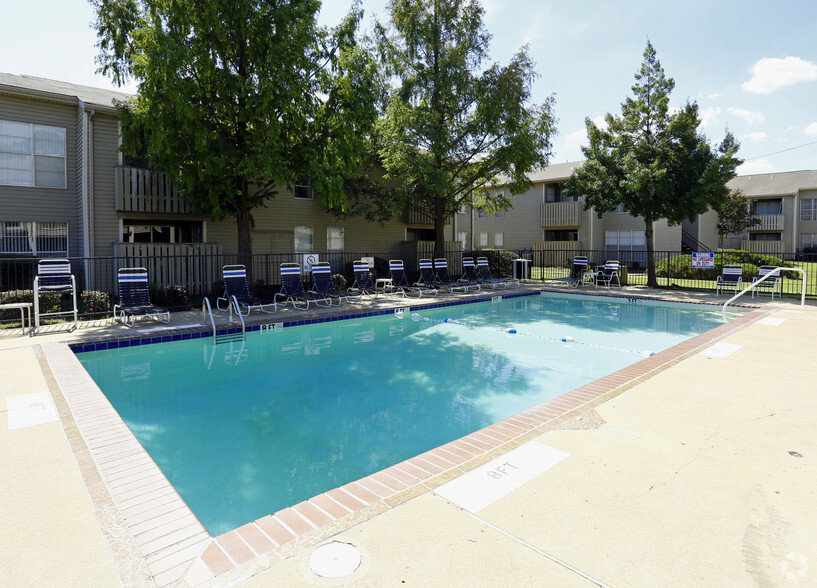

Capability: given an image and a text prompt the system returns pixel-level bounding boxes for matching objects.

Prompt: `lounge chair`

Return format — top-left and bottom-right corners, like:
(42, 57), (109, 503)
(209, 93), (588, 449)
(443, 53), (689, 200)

(33, 258), (78, 332)
(476, 257), (518, 288)
(390, 260), (436, 297)
(275, 263), (330, 310)
(751, 265), (781, 299)
(113, 267), (170, 328)
(417, 259), (439, 292)
(715, 264), (743, 296)
(434, 258), (474, 293)
(570, 256), (593, 287)
(461, 257), (484, 285)
(217, 265), (276, 315)
(595, 260), (621, 288)
(309, 262), (345, 306)
(348, 261), (386, 299)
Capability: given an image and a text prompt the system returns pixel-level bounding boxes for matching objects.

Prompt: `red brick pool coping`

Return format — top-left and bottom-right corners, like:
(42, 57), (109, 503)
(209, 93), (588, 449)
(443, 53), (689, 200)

(39, 294), (770, 586)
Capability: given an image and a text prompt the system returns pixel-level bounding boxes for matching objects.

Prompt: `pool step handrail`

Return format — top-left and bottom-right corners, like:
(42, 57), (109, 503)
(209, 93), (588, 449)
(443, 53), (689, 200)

(722, 266), (806, 320)
(202, 296), (246, 344)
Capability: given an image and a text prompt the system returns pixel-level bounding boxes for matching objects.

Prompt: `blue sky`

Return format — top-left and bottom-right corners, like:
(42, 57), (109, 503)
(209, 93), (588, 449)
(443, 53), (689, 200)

(4, 0), (816, 174)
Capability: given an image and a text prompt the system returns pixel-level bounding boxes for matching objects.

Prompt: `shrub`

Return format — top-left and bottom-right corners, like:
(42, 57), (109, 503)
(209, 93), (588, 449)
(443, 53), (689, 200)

(164, 284), (190, 308)
(81, 290), (110, 315)
(332, 274), (347, 291)
(655, 250), (799, 281)
(0, 289), (60, 327)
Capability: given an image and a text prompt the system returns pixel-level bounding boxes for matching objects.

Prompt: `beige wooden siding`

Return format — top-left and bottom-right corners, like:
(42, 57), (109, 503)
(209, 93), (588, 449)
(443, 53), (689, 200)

(0, 94), (81, 255)
(90, 114), (121, 257)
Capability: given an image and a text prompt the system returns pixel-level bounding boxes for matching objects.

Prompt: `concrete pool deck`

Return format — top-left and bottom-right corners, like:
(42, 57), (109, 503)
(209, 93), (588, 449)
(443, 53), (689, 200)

(2, 284), (815, 586)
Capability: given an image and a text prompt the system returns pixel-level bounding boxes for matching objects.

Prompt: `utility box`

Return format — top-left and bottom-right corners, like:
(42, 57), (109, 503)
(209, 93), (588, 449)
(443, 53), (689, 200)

(513, 258), (531, 280)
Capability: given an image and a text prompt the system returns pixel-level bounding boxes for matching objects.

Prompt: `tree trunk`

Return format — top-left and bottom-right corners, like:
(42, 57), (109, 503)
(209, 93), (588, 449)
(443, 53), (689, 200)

(236, 207), (253, 287)
(433, 197), (446, 259)
(645, 214), (658, 288)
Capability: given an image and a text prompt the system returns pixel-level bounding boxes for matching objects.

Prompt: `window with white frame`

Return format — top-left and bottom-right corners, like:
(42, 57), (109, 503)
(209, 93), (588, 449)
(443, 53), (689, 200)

(801, 198), (817, 222)
(0, 221), (68, 256)
(493, 232), (504, 247)
(800, 233), (817, 249)
(294, 175), (312, 199)
(294, 226), (313, 252)
(0, 121), (66, 188)
(478, 232), (488, 247)
(605, 230), (646, 262)
(327, 226), (344, 251)
(457, 231), (467, 247)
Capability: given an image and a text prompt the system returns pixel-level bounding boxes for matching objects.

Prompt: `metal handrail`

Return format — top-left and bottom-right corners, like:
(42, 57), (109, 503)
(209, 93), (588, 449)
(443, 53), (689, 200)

(202, 295), (245, 342)
(722, 266), (807, 320)
(202, 297), (217, 340)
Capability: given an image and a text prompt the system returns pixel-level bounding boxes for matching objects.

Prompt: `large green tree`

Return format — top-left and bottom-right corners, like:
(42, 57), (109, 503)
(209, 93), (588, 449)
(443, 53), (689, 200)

(716, 189), (760, 250)
(564, 41), (742, 287)
(92, 0), (380, 267)
(374, 0), (556, 256)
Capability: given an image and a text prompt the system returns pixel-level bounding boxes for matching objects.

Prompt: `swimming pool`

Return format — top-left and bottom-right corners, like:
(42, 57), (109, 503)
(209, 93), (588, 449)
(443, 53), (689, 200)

(77, 293), (734, 535)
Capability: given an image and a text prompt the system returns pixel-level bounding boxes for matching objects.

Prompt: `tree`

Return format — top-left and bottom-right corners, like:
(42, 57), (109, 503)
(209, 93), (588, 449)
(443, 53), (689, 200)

(374, 0), (556, 257)
(564, 41), (742, 287)
(93, 0), (381, 269)
(716, 189), (760, 249)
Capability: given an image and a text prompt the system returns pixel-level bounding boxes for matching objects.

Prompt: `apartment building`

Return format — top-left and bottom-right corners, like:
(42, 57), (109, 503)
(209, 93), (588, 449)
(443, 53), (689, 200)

(1, 73), (444, 290)
(457, 161), (817, 261)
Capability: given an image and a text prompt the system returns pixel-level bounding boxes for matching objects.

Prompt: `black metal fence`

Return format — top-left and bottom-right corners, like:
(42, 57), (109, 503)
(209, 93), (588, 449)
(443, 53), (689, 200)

(2, 247), (815, 326)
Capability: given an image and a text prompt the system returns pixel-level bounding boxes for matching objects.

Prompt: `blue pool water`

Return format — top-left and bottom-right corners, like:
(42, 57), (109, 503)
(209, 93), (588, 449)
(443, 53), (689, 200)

(77, 293), (732, 535)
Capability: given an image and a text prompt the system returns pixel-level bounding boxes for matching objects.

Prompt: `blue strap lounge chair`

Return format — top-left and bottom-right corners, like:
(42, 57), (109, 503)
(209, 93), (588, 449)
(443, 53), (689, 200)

(416, 259), (440, 294)
(390, 260), (436, 297)
(751, 265), (781, 299)
(348, 261), (385, 299)
(716, 264), (743, 296)
(569, 256), (592, 287)
(33, 258), (78, 332)
(217, 264), (276, 315)
(595, 260), (621, 288)
(274, 263), (330, 310)
(461, 257), (484, 285)
(113, 267), (170, 328)
(309, 262), (345, 306)
(476, 257), (518, 288)
(434, 258), (473, 293)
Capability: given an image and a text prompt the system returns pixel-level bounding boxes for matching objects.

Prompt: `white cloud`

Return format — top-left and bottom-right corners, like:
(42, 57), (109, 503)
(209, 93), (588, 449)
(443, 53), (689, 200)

(742, 56), (817, 94)
(699, 106), (722, 129)
(744, 132), (768, 142)
(804, 123), (817, 136)
(727, 107), (765, 125)
(737, 159), (775, 174)
(706, 92), (722, 99)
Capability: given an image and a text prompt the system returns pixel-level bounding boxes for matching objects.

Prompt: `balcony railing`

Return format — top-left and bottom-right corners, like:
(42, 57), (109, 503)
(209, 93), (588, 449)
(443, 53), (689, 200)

(748, 214), (784, 231)
(741, 240), (786, 254)
(540, 201), (581, 228)
(115, 166), (190, 214)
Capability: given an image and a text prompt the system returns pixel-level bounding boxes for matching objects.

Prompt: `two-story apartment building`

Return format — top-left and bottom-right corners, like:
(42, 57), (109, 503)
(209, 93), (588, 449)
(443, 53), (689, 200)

(457, 161), (817, 262)
(1, 73), (446, 291)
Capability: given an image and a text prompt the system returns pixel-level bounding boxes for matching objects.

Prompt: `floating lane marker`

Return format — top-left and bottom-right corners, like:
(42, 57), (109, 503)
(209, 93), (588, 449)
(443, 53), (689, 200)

(435, 442), (570, 513)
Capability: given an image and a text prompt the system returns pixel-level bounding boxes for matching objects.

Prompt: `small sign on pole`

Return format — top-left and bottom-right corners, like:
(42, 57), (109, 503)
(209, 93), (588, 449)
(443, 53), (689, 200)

(692, 252), (715, 269)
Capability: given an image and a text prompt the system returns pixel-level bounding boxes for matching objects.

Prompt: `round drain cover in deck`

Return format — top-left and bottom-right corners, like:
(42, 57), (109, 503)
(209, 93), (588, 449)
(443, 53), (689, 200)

(309, 541), (362, 578)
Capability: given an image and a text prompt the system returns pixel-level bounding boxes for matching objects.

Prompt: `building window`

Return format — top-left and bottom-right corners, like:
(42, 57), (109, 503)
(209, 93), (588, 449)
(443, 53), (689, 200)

(495, 210), (505, 218)
(122, 221), (202, 243)
(478, 232), (488, 247)
(493, 233), (504, 248)
(477, 209), (487, 218)
(800, 233), (817, 250)
(327, 226), (344, 251)
(749, 232), (781, 241)
(751, 199), (782, 215)
(0, 120), (66, 188)
(605, 230), (646, 263)
(545, 182), (577, 203)
(457, 231), (467, 247)
(545, 230), (578, 241)
(294, 226), (313, 252)
(0, 221), (68, 257)
(801, 199), (817, 222)
(294, 175), (312, 199)
(610, 203), (626, 214)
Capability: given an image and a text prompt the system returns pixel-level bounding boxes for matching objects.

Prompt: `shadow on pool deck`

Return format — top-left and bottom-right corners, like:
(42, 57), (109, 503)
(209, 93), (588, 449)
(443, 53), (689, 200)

(2, 283), (816, 586)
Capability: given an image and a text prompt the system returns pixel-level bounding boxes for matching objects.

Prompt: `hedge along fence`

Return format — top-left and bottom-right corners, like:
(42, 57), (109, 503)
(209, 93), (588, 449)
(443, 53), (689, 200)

(0, 289), (114, 328)
(655, 250), (801, 281)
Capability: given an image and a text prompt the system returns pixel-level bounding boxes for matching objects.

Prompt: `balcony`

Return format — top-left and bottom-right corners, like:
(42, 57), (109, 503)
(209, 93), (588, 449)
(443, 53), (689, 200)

(402, 195), (434, 225)
(115, 166), (190, 214)
(741, 240), (785, 254)
(540, 201), (581, 228)
(748, 214), (784, 231)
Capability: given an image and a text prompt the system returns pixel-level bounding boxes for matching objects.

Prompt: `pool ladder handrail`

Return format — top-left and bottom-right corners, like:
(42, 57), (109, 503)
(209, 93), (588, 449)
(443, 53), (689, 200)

(722, 266), (806, 320)
(202, 296), (246, 344)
